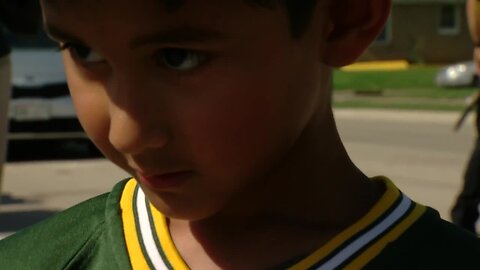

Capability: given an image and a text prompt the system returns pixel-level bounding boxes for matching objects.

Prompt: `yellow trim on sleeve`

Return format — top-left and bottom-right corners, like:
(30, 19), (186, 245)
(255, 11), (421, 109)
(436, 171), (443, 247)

(289, 177), (400, 270)
(343, 204), (427, 270)
(120, 179), (151, 270)
(150, 204), (190, 270)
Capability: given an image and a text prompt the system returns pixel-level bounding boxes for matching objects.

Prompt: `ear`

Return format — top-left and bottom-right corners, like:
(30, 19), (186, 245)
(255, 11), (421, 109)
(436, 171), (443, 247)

(321, 0), (392, 67)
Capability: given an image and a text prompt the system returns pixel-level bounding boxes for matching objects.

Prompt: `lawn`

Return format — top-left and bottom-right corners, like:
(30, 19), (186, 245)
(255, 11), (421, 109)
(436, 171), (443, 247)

(333, 65), (477, 111)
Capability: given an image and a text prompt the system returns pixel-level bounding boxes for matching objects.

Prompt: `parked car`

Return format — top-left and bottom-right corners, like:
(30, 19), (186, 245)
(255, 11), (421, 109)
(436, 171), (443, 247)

(435, 61), (478, 88)
(6, 31), (86, 141)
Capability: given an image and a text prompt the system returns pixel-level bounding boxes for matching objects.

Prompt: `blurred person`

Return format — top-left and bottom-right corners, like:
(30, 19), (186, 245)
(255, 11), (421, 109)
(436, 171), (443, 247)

(451, 0), (480, 233)
(0, 0), (40, 202)
(0, 20), (10, 204)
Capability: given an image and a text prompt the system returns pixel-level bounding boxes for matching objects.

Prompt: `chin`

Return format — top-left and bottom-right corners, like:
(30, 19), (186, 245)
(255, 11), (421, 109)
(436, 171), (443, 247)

(146, 190), (224, 222)
(160, 208), (217, 222)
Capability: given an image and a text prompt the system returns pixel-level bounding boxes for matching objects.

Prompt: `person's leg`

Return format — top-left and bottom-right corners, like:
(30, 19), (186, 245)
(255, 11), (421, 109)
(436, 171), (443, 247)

(0, 54), (11, 202)
(451, 138), (480, 233)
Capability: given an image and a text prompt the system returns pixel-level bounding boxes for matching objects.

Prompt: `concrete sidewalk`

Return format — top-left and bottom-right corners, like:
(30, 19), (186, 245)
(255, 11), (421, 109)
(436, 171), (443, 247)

(0, 159), (128, 238)
(0, 108), (475, 238)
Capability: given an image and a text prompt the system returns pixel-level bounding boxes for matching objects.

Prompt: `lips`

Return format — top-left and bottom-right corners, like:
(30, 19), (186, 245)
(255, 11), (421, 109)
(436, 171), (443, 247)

(137, 170), (193, 191)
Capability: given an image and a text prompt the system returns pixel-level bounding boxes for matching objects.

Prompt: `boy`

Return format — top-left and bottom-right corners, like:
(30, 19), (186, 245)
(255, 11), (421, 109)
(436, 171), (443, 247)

(1, 0), (479, 269)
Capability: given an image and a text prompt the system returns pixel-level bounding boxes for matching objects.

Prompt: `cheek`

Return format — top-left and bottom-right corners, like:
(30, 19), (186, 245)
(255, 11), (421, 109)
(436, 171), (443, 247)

(72, 89), (109, 144)
(64, 62), (115, 159)
(195, 100), (271, 158)
(177, 73), (293, 181)
(174, 50), (320, 183)
(68, 78), (133, 172)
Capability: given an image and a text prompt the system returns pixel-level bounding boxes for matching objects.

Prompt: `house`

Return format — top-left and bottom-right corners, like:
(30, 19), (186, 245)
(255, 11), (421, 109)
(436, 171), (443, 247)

(360, 0), (472, 64)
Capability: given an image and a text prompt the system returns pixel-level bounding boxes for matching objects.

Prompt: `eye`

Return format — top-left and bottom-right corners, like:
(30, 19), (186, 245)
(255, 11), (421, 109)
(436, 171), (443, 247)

(59, 42), (105, 64)
(159, 48), (206, 72)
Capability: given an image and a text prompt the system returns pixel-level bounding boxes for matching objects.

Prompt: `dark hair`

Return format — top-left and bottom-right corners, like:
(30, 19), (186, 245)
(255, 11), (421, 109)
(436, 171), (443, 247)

(250, 0), (319, 38)
(285, 0), (319, 38)
(164, 0), (319, 38)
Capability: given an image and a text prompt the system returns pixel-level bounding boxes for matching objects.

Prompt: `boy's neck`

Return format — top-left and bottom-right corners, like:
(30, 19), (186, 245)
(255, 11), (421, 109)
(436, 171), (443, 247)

(168, 109), (384, 269)
(202, 109), (380, 226)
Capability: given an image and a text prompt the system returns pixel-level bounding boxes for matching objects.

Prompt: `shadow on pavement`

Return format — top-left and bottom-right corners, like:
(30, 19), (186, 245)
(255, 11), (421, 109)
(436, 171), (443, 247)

(0, 194), (31, 205)
(0, 210), (59, 232)
(0, 194), (53, 232)
(1, 139), (102, 233)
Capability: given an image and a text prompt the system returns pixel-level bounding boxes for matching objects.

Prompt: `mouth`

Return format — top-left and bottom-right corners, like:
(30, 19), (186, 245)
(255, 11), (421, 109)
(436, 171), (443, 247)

(136, 170), (193, 191)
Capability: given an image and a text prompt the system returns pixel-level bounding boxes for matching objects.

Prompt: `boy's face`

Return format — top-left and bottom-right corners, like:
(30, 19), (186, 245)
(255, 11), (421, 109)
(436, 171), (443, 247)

(41, 0), (330, 220)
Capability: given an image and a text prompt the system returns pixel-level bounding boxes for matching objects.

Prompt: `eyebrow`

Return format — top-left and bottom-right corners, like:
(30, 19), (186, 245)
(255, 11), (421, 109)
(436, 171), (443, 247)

(44, 24), (83, 43)
(42, 0), (186, 12)
(44, 23), (229, 48)
(129, 26), (229, 48)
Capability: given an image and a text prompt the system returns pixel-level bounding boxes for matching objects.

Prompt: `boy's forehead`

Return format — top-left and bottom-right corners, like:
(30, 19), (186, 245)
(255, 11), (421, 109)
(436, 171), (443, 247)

(41, 0), (282, 14)
(41, 0), (185, 12)
(40, 0), (226, 35)
(39, 0), (279, 23)
(40, 0), (292, 49)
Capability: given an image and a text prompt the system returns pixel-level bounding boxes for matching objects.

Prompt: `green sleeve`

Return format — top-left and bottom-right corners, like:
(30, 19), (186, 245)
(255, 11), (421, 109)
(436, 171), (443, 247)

(0, 193), (112, 269)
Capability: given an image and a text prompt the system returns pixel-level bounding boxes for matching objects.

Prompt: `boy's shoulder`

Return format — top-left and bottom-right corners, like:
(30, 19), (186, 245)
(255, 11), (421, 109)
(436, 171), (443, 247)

(0, 179), (131, 270)
(367, 206), (480, 269)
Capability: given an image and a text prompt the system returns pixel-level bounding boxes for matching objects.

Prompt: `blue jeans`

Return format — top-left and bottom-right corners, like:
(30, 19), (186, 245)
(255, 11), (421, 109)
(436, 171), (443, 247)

(451, 137), (480, 233)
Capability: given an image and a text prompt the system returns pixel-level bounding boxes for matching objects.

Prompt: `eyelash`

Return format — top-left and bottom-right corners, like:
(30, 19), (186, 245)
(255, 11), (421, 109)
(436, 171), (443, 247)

(56, 42), (96, 62)
(57, 42), (69, 51)
(57, 42), (209, 74)
(57, 42), (78, 52)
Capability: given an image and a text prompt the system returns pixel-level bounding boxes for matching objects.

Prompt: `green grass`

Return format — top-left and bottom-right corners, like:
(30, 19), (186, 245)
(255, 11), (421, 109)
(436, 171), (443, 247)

(333, 99), (466, 111)
(332, 65), (478, 111)
(334, 66), (439, 89)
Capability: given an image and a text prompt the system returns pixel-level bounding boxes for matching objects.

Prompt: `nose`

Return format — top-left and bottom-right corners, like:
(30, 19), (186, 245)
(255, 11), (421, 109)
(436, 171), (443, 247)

(108, 108), (169, 155)
(106, 74), (169, 155)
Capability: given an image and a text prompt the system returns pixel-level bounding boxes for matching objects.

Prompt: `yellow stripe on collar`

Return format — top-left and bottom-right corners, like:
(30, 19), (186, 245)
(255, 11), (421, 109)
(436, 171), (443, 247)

(289, 177), (401, 270)
(120, 179), (151, 270)
(344, 203), (426, 270)
(150, 204), (190, 270)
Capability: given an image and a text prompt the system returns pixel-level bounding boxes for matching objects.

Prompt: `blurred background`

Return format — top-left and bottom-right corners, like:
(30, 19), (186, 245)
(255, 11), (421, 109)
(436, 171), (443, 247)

(1, 0), (480, 237)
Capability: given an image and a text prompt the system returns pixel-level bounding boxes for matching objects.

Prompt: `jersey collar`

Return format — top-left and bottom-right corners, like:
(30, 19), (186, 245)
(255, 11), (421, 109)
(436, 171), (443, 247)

(120, 179), (189, 270)
(119, 177), (426, 270)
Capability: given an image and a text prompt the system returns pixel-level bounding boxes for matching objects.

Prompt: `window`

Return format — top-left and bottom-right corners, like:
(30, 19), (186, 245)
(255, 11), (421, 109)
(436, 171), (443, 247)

(438, 4), (460, 35)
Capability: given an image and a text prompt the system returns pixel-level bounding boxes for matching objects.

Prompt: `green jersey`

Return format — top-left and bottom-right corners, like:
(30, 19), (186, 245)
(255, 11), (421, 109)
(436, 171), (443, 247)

(0, 177), (479, 269)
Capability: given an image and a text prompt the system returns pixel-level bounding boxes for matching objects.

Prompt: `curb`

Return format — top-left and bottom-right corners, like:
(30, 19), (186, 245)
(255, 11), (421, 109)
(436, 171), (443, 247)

(333, 108), (467, 125)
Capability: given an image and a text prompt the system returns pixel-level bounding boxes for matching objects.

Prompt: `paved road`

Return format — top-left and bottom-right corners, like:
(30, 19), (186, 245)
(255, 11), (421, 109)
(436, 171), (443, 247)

(0, 108), (476, 238)
(336, 109), (475, 221)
